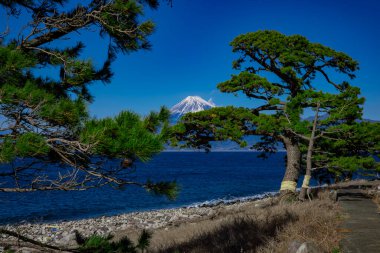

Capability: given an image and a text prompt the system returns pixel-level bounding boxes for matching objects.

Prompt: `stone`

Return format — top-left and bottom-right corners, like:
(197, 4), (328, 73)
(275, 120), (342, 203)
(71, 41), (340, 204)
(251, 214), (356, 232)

(288, 240), (302, 253)
(56, 230), (78, 247)
(99, 226), (109, 232)
(329, 190), (338, 201)
(41, 236), (50, 243)
(295, 242), (321, 253)
(19, 248), (35, 253)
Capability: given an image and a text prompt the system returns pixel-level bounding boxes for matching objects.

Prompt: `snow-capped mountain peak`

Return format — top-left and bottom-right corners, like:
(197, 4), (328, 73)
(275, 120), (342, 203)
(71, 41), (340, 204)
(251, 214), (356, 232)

(170, 96), (216, 121)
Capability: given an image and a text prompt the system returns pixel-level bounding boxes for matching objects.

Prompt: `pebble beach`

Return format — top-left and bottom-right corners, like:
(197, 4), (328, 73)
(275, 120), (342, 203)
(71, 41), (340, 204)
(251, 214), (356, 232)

(0, 196), (275, 249)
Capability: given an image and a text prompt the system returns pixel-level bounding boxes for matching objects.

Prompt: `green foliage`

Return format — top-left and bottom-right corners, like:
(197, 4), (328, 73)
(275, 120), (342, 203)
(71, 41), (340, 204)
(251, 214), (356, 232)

(99, 0), (156, 52)
(0, 133), (50, 163)
(313, 122), (380, 181)
(0, 0), (178, 195)
(172, 106), (255, 150)
(0, 138), (15, 163)
(4, 249), (16, 253)
(80, 235), (114, 253)
(80, 109), (169, 162)
(173, 30), (361, 148)
(329, 156), (377, 173)
(172, 30), (379, 183)
(75, 229), (151, 253)
(15, 133), (50, 157)
(145, 180), (179, 200)
(0, 45), (36, 72)
(218, 71), (283, 98)
(230, 30), (358, 86)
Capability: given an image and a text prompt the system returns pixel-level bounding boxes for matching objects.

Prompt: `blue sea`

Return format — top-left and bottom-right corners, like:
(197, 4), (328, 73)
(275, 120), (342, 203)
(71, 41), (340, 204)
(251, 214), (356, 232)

(0, 152), (286, 225)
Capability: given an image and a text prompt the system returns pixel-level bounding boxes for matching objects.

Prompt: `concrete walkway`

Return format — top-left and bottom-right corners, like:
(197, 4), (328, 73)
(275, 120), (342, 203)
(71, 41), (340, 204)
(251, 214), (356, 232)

(338, 189), (380, 253)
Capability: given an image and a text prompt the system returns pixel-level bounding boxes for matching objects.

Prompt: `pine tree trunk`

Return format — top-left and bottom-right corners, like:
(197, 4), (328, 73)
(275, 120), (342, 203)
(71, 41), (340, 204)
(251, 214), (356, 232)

(299, 103), (320, 201)
(280, 136), (301, 196)
(299, 140), (313, 200)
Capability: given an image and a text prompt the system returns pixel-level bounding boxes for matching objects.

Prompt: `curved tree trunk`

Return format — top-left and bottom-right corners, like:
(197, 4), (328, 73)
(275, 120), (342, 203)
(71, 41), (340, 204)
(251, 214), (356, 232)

(299, 102), (320, 201)
(280, 136), (301, 195)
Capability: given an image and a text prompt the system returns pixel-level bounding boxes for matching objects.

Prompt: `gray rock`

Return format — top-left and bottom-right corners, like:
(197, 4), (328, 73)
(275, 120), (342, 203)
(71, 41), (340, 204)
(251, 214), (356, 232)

(19, 247), (37, 253)
(56, 230), (78, 247)
(295, 242), (321, 253)
(288, 240), (302, 253)
(41, 236), (50, 243)
(329, 190), (338, 201)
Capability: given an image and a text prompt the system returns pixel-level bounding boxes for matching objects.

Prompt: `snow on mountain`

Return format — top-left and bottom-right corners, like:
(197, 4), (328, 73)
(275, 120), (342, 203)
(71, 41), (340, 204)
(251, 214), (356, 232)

(170, 96), (216, 121)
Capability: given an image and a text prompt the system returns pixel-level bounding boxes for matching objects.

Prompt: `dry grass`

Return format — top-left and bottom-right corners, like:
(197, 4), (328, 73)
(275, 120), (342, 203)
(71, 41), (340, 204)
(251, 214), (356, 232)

(152, 213), (296, 253)
(257, 191), (341, 253)
(147, 191), (341, 253)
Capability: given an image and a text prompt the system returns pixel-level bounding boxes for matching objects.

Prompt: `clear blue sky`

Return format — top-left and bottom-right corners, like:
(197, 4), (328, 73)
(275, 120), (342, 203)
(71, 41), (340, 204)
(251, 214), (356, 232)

(3, 0), (380, 119)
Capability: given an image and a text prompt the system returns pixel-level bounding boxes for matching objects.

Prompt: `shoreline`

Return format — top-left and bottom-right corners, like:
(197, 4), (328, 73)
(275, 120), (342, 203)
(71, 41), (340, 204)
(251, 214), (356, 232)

(2, 180), (378, 250)
(0, 194), (276, 248)
(0, 191), (279, 226)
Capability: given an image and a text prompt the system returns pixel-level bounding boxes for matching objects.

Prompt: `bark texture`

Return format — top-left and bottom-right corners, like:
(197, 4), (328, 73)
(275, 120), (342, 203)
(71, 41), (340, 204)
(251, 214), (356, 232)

(280, 136), (301, 195)
(299, 103), (320, 200)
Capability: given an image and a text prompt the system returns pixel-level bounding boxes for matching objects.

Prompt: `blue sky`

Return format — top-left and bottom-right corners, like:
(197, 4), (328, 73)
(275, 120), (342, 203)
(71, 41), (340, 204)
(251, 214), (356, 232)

(87, 0), (380, 119)
(3, 0), (380, 119)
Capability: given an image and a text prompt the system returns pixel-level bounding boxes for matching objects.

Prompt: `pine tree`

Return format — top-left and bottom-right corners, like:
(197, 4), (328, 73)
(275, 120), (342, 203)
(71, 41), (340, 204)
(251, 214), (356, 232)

(282, 86), (373, 199)
(311, 121), (380, 185)
(172, 30), (363, 195)
(0, 0), (177, 197)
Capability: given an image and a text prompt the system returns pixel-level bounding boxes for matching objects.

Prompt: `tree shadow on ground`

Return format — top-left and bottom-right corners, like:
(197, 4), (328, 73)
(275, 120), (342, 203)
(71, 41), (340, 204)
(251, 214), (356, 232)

(154, 211), (297, 253)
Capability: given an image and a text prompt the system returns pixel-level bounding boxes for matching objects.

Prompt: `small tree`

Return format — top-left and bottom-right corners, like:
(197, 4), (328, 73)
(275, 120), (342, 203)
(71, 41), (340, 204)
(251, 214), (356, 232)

(172, 30), (360, 195)
(282, 87), (369, 200)
(0, 0), (177, 197)
(312, 121), (380, 184)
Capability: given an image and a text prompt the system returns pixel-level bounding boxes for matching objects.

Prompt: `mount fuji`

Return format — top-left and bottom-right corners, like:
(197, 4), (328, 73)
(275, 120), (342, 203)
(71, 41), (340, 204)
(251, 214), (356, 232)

(170, 96), (216, 122)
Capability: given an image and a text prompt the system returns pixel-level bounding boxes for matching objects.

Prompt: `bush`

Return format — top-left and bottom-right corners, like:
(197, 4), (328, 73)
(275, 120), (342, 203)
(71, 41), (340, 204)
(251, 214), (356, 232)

(76, 229), (151, 253)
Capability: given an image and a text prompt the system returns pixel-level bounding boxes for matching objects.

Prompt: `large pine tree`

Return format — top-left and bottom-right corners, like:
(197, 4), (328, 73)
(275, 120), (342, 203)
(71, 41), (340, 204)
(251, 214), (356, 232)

(172, 30), (373, 195)
(0, 0), (176, 198)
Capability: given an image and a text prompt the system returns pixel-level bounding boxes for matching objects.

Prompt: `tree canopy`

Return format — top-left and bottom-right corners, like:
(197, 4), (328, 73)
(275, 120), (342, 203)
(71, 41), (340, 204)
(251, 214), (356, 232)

(0, 0), (177, 198)
(172, 30), (379, 194)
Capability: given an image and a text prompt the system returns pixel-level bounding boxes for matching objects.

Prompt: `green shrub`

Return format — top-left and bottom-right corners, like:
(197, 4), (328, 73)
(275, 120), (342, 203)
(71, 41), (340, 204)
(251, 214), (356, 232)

(75, 229), (151, 253)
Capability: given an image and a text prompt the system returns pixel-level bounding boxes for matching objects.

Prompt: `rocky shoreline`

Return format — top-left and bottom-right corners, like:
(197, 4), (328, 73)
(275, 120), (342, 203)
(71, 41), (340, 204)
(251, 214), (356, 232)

(0, 195), (275, 249)
(1, 180), (379, 252)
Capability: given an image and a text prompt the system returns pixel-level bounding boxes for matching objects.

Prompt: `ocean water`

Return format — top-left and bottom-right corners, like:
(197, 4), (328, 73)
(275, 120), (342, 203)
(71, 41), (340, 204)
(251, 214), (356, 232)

(0, 152), (286, 224)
